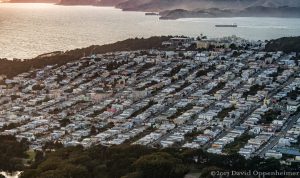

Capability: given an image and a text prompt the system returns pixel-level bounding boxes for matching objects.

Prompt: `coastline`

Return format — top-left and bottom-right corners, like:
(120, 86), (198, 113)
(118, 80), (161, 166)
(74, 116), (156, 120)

(0, 36), (170, 78)
(0, 35), (299, 80)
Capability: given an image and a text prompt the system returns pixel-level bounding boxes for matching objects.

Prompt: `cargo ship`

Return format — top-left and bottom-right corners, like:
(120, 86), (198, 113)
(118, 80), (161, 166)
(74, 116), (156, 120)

(145, 12), (159, 16)
(215, 24), (237, 27)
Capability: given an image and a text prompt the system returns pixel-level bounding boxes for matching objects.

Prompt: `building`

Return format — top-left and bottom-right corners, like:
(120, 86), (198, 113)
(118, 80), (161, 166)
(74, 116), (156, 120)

(287, 100), (300, 113)
(265, 150), (283, 159)
(170, 37), (192, 47)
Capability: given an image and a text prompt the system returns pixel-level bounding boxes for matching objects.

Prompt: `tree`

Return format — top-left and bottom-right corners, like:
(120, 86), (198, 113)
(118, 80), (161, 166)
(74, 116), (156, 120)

(38, 170), (66, 178)
(32, 84), (45, 91)
(0, 135), (29, 172)
(260, 109), (281, 124)
(19, 169), (38, 178)
(38, 158), (61, 172)
(257, 158), (281, 171)
(133, 152), (188, 178)
(232, 51), (239, 57)
(265, 36), (300, 53)
(59, 118), (71, 127)
(19, 144), (289, 178)
(229, 43), (237, 50)
(90, 125), (97, 136)
(61, 164), (90, 178)
(200, 166), (224, 178)
(43, 141), (63, 150)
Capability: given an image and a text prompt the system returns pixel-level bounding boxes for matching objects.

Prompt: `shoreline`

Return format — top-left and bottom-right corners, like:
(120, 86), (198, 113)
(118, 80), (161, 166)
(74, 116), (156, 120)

(0, 35), (299, 79)
(0, 36), (170, 78)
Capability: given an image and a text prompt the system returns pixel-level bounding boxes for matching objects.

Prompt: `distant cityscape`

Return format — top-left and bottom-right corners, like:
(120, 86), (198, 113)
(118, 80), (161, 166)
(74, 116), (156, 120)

(1, 36), (300, 165)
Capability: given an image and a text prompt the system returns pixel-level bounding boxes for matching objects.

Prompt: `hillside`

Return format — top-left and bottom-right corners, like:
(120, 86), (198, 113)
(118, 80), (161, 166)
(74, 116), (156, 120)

(58, 0), (300, 11)
(159, 6), (300, 19)
(119, 0), (300, 11)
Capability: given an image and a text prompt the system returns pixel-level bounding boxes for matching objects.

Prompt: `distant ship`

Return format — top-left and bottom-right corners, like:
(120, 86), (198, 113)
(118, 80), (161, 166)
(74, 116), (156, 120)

(145, 12), (159, 16)
(215, 24), (237, 27)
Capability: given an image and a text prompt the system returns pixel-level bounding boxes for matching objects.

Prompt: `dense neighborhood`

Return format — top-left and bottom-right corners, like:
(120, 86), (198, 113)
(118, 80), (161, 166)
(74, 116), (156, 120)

(0, 36), (300, 166)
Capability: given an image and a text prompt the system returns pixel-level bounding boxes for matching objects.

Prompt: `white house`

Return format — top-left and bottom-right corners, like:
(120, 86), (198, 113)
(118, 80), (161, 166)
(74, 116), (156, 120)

(287, 100), (300, 113)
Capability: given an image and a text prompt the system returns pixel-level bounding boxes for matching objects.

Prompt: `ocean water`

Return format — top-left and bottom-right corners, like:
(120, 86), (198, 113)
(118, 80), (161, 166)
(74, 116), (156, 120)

(1, 3), (300, 59)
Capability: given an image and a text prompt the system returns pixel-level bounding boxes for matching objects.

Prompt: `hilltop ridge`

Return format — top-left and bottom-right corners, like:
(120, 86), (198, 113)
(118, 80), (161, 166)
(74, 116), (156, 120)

(58, 0), (300, 11)
(57, 0), (300, 19)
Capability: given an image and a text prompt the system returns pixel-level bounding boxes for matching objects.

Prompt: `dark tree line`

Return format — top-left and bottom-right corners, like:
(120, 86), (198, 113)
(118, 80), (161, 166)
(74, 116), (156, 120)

(265, 36), (300, 53)
(0, 135), (29, 172)
(18, 143), (300, 178)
